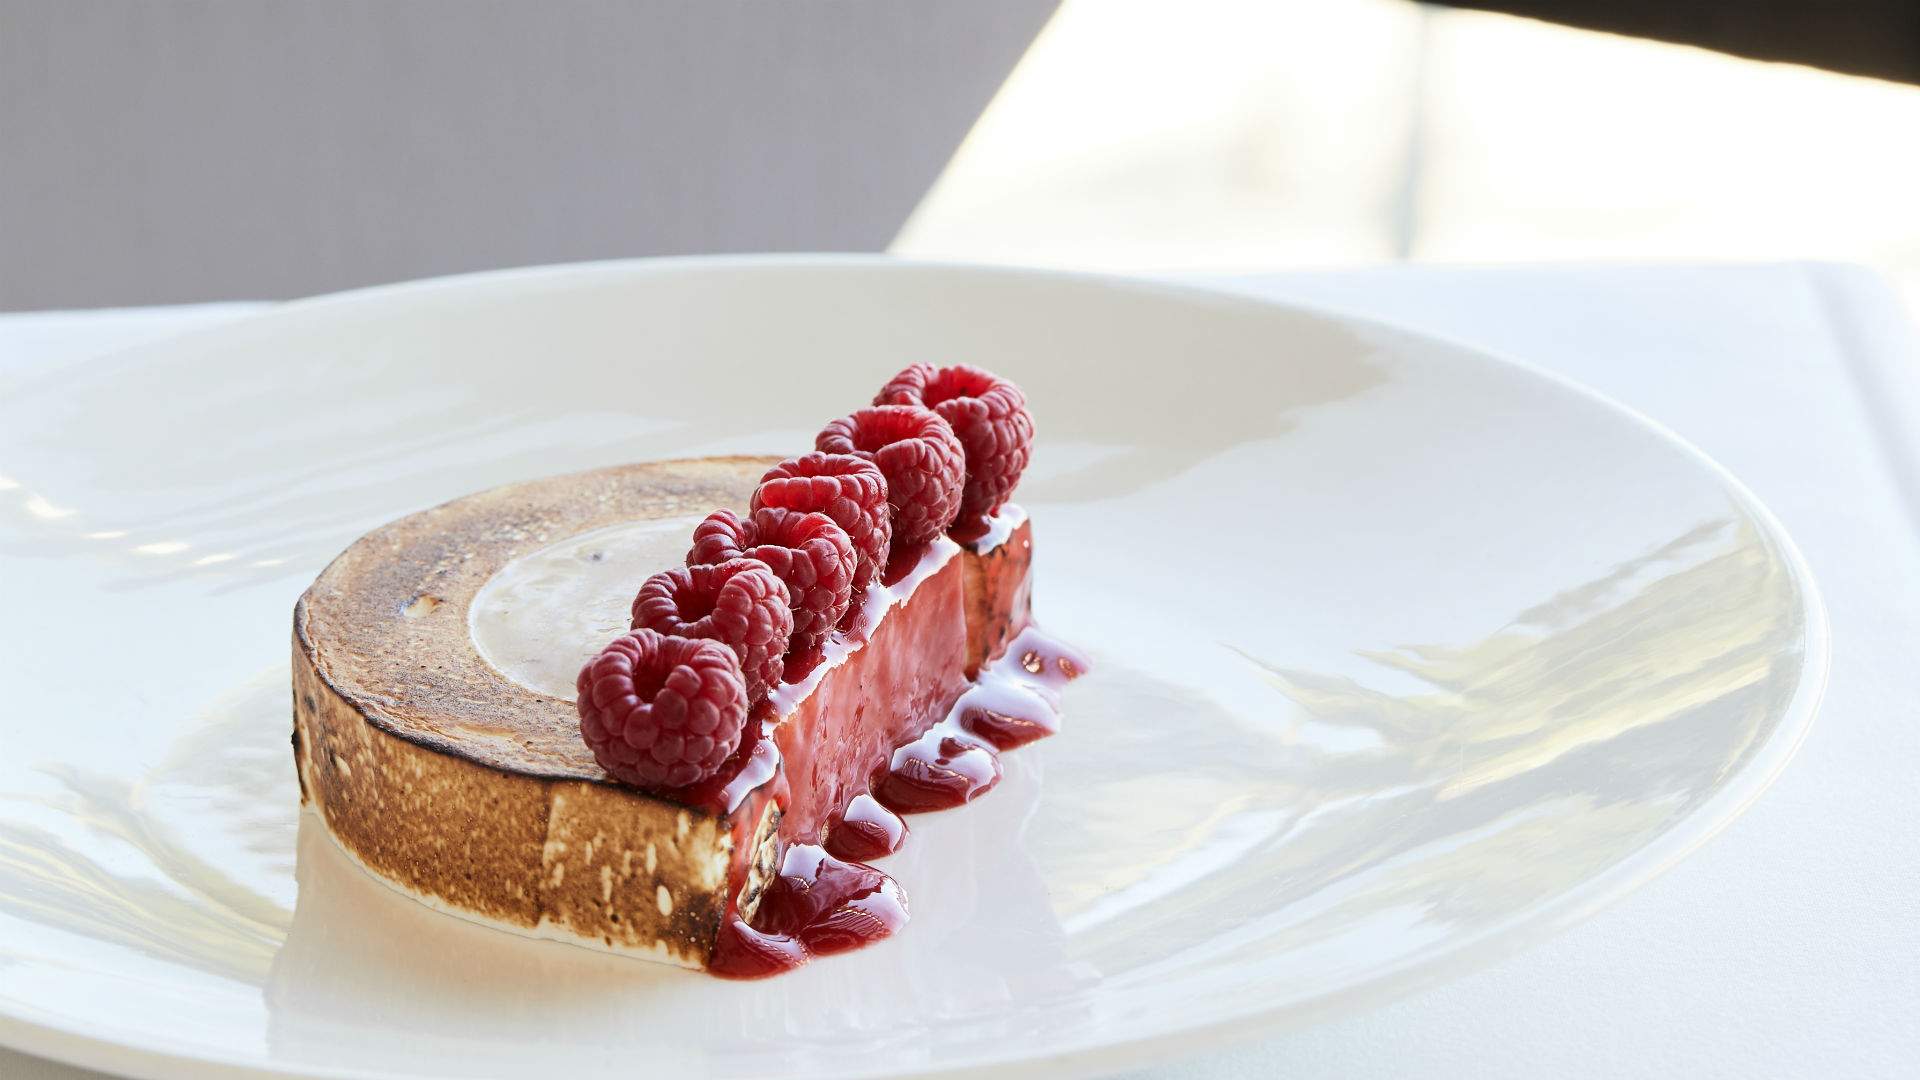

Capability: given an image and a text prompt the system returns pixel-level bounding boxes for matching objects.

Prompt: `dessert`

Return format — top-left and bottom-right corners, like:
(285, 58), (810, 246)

(292, 364), (1083, 977)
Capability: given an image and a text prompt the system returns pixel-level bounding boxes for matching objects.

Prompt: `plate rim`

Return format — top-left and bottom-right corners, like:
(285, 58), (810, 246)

(0, 252), (1831, 1080)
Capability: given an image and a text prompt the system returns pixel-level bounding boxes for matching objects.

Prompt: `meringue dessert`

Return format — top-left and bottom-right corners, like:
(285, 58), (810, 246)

(292, 365), (1084, 976)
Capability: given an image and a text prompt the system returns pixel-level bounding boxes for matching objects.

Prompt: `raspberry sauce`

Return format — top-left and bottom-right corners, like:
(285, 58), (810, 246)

(707, 622), (1087, 979)
(873, 732), (1003, 811)
(873, 625), (1087, 813)
(709, 844), (909, 979)
(691, 508), (1087, 978)
(823, 794), (908, 861)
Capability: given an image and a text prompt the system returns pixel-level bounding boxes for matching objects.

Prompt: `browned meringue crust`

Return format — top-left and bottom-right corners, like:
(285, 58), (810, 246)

(293, 457), (786, 967)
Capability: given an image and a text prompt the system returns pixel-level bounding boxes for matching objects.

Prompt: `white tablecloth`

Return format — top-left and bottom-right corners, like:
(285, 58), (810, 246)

(4, 263), (1916, 1079)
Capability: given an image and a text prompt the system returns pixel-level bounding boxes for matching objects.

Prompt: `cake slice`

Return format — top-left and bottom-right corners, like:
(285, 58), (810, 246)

(292, 456), (1060, 973)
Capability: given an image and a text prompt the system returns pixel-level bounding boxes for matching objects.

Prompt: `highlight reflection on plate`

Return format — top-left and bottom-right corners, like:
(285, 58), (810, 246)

(0, 257), (1825, 1080)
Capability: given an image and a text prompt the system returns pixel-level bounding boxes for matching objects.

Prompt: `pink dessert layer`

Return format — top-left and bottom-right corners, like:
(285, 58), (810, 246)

(771, 540), (971, 844)
(676, 508), (1064, 979)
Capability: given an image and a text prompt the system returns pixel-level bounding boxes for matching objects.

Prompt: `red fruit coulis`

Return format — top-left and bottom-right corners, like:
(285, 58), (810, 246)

(708, 843), (910, 978)
(687, 512), (1087, 980)
(823, 794), (908, 862)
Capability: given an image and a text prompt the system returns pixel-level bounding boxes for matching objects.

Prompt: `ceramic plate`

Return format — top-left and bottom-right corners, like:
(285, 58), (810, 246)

(0, 257), (1826, 1079)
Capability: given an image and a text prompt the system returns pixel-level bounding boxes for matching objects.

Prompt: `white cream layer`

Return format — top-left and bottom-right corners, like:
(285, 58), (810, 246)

(469, 507), (1021, 704)
(469, 516), (705, 700)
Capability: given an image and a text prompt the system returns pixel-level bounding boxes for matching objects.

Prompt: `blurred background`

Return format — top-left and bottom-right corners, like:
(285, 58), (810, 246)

(5, 0), (1919, 311)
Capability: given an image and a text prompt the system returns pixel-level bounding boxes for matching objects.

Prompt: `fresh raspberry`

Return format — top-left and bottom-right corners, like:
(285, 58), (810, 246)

(687, 507), (855, 669)
(750, 452), (891, 590)
(576, 629), (748, 790)
(630, 558), (792, 707)
(875, 363), (1033, 536)
(814, 405), (964, 546)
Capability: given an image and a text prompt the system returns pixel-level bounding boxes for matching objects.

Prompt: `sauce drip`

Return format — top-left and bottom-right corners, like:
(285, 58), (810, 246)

(875, 733), (1003, 811)
(710, 624), (1089, 978)
(824, 794), (909, 861)
(872, 625), (1088, 811)
(708, 844), (908, 979)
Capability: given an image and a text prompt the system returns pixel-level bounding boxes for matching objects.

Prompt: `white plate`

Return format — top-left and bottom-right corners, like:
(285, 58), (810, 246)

(0, 257), (1827, 1079)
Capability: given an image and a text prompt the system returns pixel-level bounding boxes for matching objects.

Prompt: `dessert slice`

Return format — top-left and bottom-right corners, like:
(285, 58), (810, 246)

(293, 363), (1079, 976)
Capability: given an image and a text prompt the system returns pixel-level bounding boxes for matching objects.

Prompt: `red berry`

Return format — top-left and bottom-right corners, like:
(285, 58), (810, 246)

(751, 452), (891, 590)
(875, 363), (1033, 536)
(576, 630), (747, 790)
(815, 405), (964, 546)
(687, 507), (855, 670)
(630, 558), (792, 707)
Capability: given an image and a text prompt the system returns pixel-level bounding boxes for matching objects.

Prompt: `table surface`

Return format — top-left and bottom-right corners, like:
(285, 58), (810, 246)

(4, 262), (1915, 1079)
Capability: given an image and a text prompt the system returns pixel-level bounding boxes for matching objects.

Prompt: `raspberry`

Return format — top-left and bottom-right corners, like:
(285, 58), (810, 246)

(576, 629), (747, 790)
(630, 558), (792, 707)
(875, 363), (1033, 537)
(687, 507), (855, 670)
(815, 405), (964, 546)
(750, 452), (891, 590)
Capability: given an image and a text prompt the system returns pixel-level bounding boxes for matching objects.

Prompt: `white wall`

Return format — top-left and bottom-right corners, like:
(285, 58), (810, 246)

(0, 0), (1056, 309)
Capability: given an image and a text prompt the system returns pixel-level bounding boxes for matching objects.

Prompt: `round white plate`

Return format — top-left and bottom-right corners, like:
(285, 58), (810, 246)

(0, 257), (1826, 1079)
